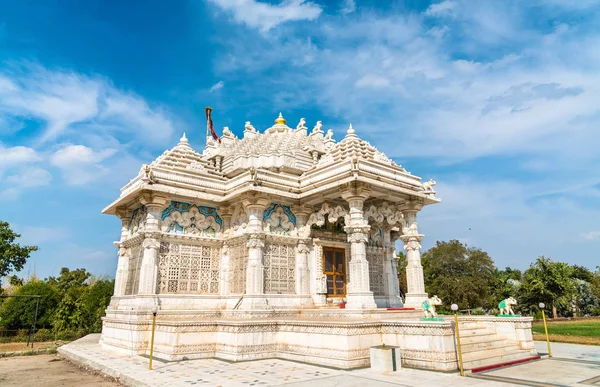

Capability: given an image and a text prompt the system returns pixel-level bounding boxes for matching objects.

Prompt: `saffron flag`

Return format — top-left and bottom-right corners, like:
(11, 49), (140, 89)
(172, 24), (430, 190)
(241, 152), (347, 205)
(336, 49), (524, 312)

(205, 106), (220, 143)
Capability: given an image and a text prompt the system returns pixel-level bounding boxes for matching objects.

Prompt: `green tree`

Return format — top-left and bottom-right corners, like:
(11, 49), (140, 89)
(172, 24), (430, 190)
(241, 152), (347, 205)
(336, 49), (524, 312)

(422, 240), (496, 311)
(571, 265), (594, 283)
(396, 251), (407, 299)
(0, 279), (60, 330)
(0, 221), (38, 288)
(82, 278), (114, 332)
(574, 279), (599, 316)
(492, 267), (521, 301)
(518, 257), (576, 318)
(51, 268), (92, 332)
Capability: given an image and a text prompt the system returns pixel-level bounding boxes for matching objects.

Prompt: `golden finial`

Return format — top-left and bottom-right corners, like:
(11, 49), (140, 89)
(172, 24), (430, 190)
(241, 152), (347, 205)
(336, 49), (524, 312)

(274, 112), (286, 125)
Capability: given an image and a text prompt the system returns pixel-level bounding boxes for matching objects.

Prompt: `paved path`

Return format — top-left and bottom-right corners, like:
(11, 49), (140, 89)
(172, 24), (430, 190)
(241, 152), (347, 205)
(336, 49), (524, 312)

(59, 335), (600, 387)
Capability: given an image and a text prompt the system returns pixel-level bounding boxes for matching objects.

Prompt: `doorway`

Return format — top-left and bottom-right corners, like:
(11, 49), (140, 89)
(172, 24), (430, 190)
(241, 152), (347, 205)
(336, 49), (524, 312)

(323, 247), (346, 297)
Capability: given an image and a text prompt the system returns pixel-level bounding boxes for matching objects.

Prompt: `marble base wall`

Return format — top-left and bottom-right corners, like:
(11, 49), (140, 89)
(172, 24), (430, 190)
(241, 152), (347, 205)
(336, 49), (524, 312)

(100, 312), (457, 371)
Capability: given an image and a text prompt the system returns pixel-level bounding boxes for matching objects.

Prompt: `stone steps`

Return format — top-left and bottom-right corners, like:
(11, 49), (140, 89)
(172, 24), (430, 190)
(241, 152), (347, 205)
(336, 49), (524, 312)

(462, 347), (533, 370)
(455, 323), (533, 370)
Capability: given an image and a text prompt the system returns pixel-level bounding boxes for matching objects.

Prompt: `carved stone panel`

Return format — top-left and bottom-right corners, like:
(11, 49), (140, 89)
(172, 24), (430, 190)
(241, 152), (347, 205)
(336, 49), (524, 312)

(264, 242), (296, 294)
(156, 241), (221, 294)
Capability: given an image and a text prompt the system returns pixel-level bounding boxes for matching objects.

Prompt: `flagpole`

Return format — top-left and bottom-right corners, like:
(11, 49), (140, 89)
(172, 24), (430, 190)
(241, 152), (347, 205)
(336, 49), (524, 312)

(205, 106), (212, 145)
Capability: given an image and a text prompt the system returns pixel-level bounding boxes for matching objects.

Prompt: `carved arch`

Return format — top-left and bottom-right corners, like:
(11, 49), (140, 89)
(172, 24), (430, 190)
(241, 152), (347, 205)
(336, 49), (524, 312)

(364, 202), (406, 228)
(306, 202), (350, 227)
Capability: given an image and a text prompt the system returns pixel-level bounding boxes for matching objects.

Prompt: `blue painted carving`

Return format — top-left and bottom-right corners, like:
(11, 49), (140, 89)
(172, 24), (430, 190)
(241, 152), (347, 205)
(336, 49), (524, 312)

(129, 206), (147, 235)
(162, 201), (223, 227)
(263, 203), (296, 234)
(368, 227), (383, 247)
(161, 201), (223, 236)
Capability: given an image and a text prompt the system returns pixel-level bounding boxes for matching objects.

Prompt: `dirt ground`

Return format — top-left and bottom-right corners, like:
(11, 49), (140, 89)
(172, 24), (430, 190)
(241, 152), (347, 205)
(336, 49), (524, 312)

(0, 341), (57, 353)
(0, 354), (119, 387)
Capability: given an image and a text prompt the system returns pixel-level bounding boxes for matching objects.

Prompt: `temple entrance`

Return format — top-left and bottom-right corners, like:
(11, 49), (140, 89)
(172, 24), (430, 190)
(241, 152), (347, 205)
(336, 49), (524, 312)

(323, 247), (346, 297)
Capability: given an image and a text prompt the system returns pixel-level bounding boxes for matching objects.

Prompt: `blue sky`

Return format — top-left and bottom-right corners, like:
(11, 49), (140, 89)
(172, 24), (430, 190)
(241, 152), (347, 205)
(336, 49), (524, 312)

(1, 0), (600, 279)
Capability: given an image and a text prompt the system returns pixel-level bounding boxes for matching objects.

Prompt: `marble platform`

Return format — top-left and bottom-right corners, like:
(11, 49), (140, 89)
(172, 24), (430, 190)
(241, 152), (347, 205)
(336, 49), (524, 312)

(100, 309), (537, 372)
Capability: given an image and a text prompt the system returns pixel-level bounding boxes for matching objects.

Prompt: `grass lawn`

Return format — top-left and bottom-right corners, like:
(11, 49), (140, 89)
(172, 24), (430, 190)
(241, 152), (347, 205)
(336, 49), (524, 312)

(532, 319), (600, 345)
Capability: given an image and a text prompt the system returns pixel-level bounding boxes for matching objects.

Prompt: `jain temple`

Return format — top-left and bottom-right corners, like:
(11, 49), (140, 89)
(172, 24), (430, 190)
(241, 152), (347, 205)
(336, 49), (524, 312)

(100, 114), (537, 371)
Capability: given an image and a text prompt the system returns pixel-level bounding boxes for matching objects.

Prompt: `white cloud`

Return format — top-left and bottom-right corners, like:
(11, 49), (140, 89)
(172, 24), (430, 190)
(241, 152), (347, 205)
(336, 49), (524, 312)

(0, 145), (41, 166)
(0, 167), (52, 200)
(355, 74), (390, 89)
(49, 144), (117, 185)
(582, 231), (600, 241)
(341, 0), (356, 15)
(209, 81), (224, 92)
(208, 0), (322, 32)
(424, 1), (456, 17)
(0, 63), (175, 145)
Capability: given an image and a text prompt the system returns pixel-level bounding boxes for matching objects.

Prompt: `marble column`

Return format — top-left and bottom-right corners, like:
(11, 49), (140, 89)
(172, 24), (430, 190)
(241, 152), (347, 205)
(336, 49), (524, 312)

(343, 189), (377, 309)
(383, 228), (403, 308)
(113, 209), (131, 297)
(137, 196), (167, 295)
(293, 206), (312, 297)
(401, 206), (428, 308)
(242, 197), (270, 309)
(218, 206), (233, 296)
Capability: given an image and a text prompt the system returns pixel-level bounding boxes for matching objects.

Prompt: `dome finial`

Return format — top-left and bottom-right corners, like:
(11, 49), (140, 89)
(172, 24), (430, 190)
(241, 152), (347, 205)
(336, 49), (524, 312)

(275, 112), (286, 125)
(180, 132), (188, 142)
(347, 123), (355, 135)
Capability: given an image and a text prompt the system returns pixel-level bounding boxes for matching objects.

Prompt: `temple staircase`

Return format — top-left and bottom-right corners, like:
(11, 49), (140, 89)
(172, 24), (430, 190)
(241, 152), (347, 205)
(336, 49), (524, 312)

(458, 321), (535, 370)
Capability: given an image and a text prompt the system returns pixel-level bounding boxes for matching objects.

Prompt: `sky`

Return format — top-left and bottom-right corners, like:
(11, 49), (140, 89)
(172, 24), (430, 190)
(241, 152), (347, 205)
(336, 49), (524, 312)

(1, 0), (600, 280)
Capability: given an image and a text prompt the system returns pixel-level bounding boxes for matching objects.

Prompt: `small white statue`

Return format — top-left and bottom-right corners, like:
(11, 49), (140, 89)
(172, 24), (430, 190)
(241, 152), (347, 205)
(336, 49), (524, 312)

(423, 295), (443, 318)
(499, 297), (517, 315)
(296, 118), (307, 130)
(422, 179), (436, 192)
(325, 129), (334, 140)
(223, 126), (233, 137)
(244, 121), (256, 132)
(141, 164), (157, 184)
(313, 120), (323, 133)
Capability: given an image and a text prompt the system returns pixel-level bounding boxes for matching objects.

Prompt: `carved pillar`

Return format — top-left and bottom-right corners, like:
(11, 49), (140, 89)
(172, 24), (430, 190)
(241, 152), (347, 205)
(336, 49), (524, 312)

(137, 195), (167, 295)
(218, 206), (233, 296)
(242, 197), (270, 309)
(383, 227), (403, 308)
(293, 206), (312, 297)
(113, 209), (131, 297)
(342, 185), (377, 309)
(401, 205), (428, 308)
(296, 239), (311, 296)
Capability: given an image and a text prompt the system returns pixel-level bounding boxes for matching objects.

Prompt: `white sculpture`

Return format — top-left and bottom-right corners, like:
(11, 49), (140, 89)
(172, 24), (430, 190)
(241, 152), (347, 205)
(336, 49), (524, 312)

(244, 121), (256, 132)
(422, 179), (436, 192)
(422, 295), (442, 318)
(313, 120), (323, 133)
(223, 126), (233, 137)
(141, 164), (157, 184)
(325, 129), (334, 140)
(499, 297), (517, 315)
(296, 118), (307, 130)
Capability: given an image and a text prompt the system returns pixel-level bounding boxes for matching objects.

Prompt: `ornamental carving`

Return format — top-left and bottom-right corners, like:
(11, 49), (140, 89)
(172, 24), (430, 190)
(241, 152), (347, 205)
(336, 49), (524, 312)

(246, 234), (265, 249)
(263, 203), (296, 235)
(347, 232), (368, 244)
(161, 201), (223, 237)
(368, 227), (383, 247)
(306, 202), (350, 227)
(129, 206), (147, 236)
(297, 240), (310, 254)
(142, 237), (160, 250)
(364, 202), (405, 227)
(231, 205), (249, 232)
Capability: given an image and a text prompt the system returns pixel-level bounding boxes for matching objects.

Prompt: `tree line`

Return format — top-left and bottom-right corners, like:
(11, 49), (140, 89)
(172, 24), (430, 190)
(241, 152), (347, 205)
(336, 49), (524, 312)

(398, 240), (600, 318)
(0, 221), (113, 339)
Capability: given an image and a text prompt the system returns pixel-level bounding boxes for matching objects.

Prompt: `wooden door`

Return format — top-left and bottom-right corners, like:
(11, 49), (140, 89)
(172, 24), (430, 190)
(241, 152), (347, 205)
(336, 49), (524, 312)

(323, 247), (346, 297)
